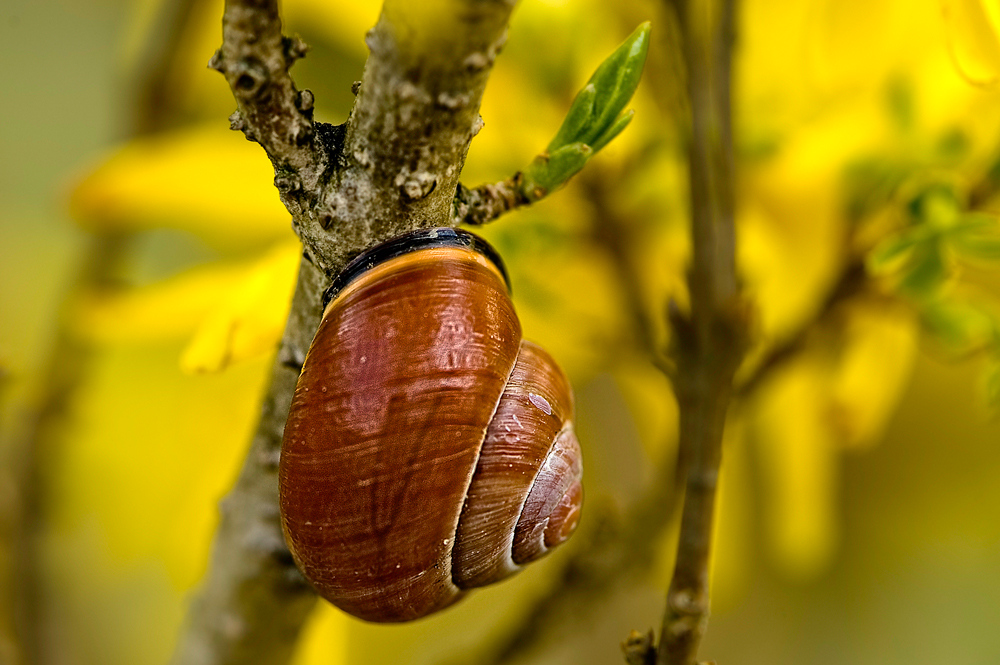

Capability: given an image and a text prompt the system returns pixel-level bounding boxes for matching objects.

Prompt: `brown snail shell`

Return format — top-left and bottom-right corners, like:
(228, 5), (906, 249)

(279, 228), (583, 623)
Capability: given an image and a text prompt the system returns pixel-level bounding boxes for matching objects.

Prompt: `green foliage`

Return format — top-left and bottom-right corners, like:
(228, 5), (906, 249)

(934, 127), (971, 161)
(548, 22), (649, 152)
(898, 239), (948, 297)
(844, 158), (910, 222)
(919, 299), (998, 354)
(866, 174), (1000, 409)
(867, 182), (1000, 299)
(950, 213), (1000, 263)
(906, 181), (962, 229)
(867, 226), (933, 273)
(521, 21), (650, 200)
(522, 143), (593, 200)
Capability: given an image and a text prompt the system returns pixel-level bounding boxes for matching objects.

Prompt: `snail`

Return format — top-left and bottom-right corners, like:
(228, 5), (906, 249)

(279, 227), (583, 623)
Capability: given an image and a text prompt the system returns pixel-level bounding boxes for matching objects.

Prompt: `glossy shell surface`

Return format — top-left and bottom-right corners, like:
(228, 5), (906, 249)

(279, 229), (582, 622)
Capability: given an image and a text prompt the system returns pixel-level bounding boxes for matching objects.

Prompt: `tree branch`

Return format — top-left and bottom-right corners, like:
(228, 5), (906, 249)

(453, 177), (531, 226)
(210, 0), (315, 171)
(656, 1), (745, 664)
(312, 0), (516, 272)
(172, 2), (518, 664)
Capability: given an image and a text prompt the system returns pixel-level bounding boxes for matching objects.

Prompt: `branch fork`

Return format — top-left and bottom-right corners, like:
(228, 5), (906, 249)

(171, 3), (650, 663)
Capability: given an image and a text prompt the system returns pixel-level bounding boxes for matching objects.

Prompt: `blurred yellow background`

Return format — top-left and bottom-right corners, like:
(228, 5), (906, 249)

(2, 0), (1000, 664)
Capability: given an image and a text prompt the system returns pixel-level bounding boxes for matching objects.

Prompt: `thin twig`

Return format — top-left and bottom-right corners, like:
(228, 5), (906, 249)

(210, 0), (315, 172)
(453, 177), (531, 226)
(172, 2), (518, 664)
(130, 0), (201, 135)
(656, 0), (745, 664)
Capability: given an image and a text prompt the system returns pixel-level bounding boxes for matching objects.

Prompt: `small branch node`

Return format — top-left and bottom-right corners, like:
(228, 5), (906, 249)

(622, 629), (657, 665)
(289, 122), (314, 147)
(208, 48), (225, 72)
(353, 148), (372, 169)
(297, 89), (315, 116)
(436, 91), (470, 110)
(667, 589), (706, 616)
(228, 110), (246, 132)
(230, 58), (269, 98)
(463, 51), (491, 71)
(282, 35), (309, 64)
(274, 174), (302, 194)
(398, 172), (439, 201)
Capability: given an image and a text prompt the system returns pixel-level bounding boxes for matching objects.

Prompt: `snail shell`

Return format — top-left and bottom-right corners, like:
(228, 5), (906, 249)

(279, 228), (583, 623)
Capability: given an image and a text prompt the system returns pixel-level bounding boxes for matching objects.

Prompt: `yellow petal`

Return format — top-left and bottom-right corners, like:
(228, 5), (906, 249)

(710, 417), (752, 611)
(613, 357), (679, 460)
(69, 124), (291, 249)
(181, 242), (300, 373)
(72, 261), (252, 344)
(54, 344), (271, 592)
(737, 0), (817, 128)
(290, 602), (348, 665)
(754, 357), (840, 579)
(828, 301), (919, 449)
(807, 0), (917, 95)
(737, 90), (892, 347)
(943, 0), (1000, 88)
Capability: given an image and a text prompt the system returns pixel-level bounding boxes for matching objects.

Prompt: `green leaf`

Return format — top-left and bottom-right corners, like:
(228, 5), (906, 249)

(589, 109), (634, 153)
(953, 212), (997, 233)
(548, 84), (597, 154)
(907, 182), (962, 229)
(920, 299), (997, 354)
(518, 22), (649, 202)
(899, 239), (948, 297)
(951, 234), (1000, 262)
(935, 127), (971, 161)
(547, 21), (651, 153)
(521, 142), (593, 201)
(842, 157), (909, 221)
(950, 213), (1000, 263)
(867, 231), (926, 273)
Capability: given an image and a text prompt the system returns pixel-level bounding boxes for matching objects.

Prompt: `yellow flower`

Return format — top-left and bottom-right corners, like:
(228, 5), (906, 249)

(942, 0), (1000, 88)
(52, 0), (1000, 659)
